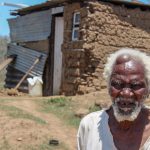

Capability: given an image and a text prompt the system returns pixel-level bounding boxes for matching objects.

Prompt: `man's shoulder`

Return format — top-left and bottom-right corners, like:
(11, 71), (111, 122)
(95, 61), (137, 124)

(144, 106), (150, 118)
(84, 109), (106, 118)
(80, 110), (107, 126)
(141, 106), (150, 126)
(143, 105), (150, 115)
(144, 105), (150, 110)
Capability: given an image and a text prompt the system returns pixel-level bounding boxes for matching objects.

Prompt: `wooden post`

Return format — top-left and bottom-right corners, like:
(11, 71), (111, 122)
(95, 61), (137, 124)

(14, 55), (43, 90)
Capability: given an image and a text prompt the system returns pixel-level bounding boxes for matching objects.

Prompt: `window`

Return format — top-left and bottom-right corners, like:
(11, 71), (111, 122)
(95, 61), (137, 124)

(72, 27), (79, 41)
(72, 12), (80, 41)
(73, 12), (80, 25)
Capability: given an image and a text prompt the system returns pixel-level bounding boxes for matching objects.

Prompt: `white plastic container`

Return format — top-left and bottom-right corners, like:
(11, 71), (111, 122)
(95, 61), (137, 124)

(27, 76), (43, 96)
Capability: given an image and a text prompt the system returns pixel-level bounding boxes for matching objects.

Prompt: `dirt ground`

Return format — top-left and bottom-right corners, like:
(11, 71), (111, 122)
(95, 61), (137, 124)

(0, 89), (150, 150)
(0, 97), (77, 149)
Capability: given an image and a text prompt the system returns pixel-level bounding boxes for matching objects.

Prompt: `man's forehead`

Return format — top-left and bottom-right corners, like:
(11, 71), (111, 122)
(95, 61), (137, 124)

(114, 54), (143, 67)
(115, 54), (132, 64)
(112, 54), (145, 76)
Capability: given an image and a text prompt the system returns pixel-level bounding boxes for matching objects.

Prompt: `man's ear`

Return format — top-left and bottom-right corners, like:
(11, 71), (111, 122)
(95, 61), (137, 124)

(108, 79), (112, 92)
(146, 89), (150, 99)
(146, 94), (149, 99)
(146, 83), (149, 98)
(146, 89), (149, 98)
(147, 86), (150, 98)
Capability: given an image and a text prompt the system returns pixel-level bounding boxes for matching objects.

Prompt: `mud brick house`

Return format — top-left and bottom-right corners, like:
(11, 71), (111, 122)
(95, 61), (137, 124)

(6, 0), (150, 96)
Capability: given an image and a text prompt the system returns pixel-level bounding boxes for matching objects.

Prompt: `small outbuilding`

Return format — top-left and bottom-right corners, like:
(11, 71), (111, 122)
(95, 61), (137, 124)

(6, 0), (150, 96)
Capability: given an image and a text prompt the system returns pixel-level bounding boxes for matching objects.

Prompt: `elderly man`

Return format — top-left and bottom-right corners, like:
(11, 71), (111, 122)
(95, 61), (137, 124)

(77, 48), (150, 150)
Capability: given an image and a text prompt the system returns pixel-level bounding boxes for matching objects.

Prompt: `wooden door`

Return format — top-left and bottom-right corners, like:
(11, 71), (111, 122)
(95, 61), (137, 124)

(53, 17), (64, 95)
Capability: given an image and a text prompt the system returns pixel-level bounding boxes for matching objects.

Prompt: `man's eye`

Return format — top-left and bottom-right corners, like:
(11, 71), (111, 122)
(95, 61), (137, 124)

(111, 81), (124, 90)
(131, 83), (145, 90)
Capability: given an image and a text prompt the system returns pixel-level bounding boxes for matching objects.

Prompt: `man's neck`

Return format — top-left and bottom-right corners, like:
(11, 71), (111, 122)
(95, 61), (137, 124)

(107, 107), (150, 150)
(116, 120), (135, 130)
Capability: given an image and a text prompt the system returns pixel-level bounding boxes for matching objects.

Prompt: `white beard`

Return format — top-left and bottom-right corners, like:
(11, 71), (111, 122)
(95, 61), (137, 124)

(112, 98), (143, 122)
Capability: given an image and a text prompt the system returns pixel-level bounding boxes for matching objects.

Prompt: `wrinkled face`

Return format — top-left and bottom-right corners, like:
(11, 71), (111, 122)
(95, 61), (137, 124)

(109, 55), (148, 122)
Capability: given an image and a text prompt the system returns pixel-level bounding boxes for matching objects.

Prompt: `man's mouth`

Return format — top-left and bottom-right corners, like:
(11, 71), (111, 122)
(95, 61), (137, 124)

(112, 98), (142, 122)
(117, 101), (136, 109)
(115, 100), (137, 114)
(119, 107), (132, 112)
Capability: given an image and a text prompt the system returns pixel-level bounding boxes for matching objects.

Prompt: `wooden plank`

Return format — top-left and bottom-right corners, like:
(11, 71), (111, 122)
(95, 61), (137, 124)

(8, 9), (52, 42)
(15, 56), (42, 90)
(52, 6), (64, 14)
(53, 17), (64, 95)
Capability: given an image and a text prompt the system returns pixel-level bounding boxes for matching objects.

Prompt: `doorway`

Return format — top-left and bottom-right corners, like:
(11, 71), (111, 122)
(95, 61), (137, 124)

(53, 17), (64, 95)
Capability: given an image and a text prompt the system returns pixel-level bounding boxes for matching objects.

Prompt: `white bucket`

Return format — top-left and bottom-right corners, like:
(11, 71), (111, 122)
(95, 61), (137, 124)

(27, 76), (43, 96)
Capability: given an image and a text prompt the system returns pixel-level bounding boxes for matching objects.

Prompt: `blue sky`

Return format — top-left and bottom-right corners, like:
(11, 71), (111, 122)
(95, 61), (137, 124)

(0, 0), (149, 36)
(0, 0), (46, 36)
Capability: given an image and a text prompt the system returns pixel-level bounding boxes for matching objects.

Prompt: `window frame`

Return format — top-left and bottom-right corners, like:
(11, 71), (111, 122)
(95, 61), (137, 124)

(72, 12), (80, 41)
(72, 27), (79, 41)
(73, 12), (80, 25)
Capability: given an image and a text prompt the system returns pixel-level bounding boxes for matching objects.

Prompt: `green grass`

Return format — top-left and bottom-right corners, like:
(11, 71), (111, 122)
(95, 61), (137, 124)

(40, 97), (81, 128)
(0, 82), (4, 89)
(0, 98), (13, 103)
(0, 105), (46, 124)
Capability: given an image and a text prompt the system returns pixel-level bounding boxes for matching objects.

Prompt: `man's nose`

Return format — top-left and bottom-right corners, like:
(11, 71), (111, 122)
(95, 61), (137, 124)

(120, 88), (134, 98)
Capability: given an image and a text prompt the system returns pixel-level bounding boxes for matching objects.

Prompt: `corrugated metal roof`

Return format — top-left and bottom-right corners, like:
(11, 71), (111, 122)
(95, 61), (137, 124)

(13, 0), (150, 16)
(8, 9), (52, 42)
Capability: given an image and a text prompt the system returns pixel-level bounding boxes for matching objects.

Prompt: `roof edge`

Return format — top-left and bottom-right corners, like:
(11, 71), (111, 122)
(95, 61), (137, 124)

(13, 0), (150, 16)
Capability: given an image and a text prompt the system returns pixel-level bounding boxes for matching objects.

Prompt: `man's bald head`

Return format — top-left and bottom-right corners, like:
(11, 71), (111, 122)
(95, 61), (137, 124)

(103, 48), (150, 92)
(115, 54), (131, 64)
(112, 55), (145, 77)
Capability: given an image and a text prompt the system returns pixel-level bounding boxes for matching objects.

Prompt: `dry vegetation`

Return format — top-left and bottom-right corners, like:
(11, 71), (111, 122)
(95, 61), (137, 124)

(0, 36), (9, 88)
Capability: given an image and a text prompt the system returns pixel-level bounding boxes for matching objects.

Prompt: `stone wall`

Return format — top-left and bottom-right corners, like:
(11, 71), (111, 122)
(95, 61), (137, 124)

(62, 1), (150, 95)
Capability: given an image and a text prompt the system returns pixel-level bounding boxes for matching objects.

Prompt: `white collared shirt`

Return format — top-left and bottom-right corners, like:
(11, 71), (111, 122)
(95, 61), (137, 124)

(77, 110), (150, 150)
